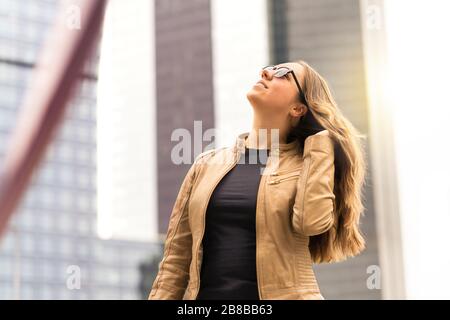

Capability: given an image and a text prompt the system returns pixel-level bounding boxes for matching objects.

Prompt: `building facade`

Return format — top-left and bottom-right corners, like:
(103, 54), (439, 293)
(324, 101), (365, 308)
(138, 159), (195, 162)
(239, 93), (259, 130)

(0, 0), (157, 300)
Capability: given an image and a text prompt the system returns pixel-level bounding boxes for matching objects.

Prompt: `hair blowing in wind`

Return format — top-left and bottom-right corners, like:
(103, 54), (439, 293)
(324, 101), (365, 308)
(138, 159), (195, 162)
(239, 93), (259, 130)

(289, 60), (367, 263)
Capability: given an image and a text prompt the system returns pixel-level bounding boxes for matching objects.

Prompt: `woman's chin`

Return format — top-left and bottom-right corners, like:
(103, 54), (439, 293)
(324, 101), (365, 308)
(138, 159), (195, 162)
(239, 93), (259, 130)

(246, 88), (262, 102)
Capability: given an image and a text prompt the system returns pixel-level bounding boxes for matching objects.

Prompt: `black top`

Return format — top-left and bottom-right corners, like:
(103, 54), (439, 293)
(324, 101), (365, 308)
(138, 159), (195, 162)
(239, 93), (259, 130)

(196, 146), (270, 300)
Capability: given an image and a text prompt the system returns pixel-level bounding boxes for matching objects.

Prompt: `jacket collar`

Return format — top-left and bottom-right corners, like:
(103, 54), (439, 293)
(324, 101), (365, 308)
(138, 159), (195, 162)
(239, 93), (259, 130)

(234, 131), (300, 156)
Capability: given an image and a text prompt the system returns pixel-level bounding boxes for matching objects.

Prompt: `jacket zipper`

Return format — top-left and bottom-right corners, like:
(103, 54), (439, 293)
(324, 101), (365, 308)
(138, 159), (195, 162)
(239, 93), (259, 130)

(194, 151), (241, 299)
(268, 170), (300, 184)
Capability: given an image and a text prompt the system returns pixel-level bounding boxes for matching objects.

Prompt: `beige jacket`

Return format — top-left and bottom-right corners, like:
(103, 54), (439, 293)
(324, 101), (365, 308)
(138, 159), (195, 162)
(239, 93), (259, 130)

(148, 130), (336, 300)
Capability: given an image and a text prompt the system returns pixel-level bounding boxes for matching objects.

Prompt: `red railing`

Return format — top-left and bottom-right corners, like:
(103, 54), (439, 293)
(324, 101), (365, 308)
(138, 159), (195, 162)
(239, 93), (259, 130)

(0, 0), (107, 239)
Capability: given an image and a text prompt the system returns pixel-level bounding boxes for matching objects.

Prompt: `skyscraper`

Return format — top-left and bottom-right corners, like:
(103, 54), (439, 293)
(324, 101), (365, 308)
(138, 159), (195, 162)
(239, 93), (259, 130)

(0, 0), (158, 299)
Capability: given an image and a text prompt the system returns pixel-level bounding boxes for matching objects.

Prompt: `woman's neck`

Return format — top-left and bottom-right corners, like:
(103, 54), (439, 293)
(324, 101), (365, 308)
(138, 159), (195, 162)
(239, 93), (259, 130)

(246, 128), (288, 149)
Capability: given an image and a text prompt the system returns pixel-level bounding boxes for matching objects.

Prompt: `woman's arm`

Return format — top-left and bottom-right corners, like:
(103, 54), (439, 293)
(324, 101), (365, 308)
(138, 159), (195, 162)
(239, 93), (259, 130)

(292, 130), (336, 236)
(148, 156), (199, 300)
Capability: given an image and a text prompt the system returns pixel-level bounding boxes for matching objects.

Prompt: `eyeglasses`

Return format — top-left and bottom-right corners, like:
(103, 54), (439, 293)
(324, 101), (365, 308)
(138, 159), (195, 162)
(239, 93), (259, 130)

(261, 65), (307, 105)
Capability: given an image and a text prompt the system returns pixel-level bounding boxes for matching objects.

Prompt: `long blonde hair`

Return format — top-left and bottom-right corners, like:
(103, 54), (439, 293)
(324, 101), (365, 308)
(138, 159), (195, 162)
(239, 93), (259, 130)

(289, 60), (367, 263)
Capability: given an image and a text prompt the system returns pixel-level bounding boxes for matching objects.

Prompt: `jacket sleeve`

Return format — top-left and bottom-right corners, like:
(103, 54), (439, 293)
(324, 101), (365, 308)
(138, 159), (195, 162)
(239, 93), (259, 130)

(148, 156), (199, 300)
(292, 131), (336, 236)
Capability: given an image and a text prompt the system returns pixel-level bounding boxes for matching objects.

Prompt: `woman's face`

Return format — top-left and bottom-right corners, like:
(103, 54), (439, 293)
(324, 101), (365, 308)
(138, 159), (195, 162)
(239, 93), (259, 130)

(246, 62), (306, 118)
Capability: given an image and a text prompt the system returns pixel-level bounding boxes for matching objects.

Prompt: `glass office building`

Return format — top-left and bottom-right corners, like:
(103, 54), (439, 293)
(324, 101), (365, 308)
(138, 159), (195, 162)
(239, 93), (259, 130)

(0, 0), (158, 299)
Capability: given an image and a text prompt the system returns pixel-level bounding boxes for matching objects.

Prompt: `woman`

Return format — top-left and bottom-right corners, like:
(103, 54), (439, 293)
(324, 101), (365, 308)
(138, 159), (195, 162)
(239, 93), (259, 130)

(148, 60), (367, 300)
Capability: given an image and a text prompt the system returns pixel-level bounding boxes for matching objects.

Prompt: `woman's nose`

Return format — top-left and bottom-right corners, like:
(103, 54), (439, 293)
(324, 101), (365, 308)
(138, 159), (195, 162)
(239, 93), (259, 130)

(261, 68), (271, 80)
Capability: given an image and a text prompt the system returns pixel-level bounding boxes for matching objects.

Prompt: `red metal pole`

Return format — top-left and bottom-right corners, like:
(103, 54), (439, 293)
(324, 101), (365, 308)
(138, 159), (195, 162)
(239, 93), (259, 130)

(0, 0), (107, 239)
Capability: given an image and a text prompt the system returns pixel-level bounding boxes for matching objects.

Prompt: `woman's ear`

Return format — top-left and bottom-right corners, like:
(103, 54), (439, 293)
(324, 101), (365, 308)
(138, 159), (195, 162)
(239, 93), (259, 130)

(291, 103), (306, 117)
(289, 103), (306, 118)
(289, 104), (307, 127)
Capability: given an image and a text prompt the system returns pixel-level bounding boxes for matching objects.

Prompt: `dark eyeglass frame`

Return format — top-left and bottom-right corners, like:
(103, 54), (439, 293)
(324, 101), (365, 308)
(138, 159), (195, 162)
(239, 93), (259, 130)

(261, 65), (308, 106)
